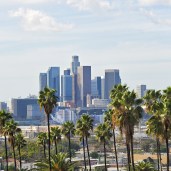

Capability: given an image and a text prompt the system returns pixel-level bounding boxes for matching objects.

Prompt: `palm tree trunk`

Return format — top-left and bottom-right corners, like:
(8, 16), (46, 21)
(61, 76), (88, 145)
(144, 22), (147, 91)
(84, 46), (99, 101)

(82, 136), (87, 171)
(18, 146), (22, 170)
(69, 133), (72, 163)
(158, 141), (162, 171)
(156, 138), (160, 171)
(55, 138), (58, 155)
(12, 138), (17, 171)
(86, 136), (91, 171)
(4, 136), (8, 171)
(130, 135), (135, 171)
(104, 140), (107, 171)
(112, 129), (119, 171)
(126, 142), (131, 171)
(165, 127), (169, 171)
(43, 142), (46, 158)
(47, 114), (51, 171)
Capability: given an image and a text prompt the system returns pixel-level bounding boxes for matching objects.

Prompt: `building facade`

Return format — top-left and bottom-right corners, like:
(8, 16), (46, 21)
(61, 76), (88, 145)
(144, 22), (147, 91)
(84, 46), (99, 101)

(105, 69), (121, 99)
(91, 76), (101, 98)
(136, 84), (147, 98)
(39, 73), (47, 91)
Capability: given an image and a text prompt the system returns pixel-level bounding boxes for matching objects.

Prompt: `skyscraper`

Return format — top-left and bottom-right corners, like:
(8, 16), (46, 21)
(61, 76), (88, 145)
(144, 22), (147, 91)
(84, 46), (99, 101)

(47, 67), (60, 98)
(101, 76), (105, 99)
(76, 66), (91, 107)
(71, 56), (80, 74)
(91, 76), (101, 98)
(136, 84), (147, 98)
(39, 73), (47, 91)
(61, 69), (72, 102)
(71, 56), (80, 106)
(105, 69), (121, 99)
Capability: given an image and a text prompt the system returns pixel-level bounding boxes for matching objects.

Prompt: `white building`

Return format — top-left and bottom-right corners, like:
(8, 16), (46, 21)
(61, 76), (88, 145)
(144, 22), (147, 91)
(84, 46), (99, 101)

(92, 98), (109, 108)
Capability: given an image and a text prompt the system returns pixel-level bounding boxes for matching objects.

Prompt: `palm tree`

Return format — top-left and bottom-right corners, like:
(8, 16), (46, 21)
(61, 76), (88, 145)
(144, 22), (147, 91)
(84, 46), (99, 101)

(51, 126), (61, 155)
(161, 87), (171, 171)
(144, 90), (164, 171)
(110, 84), (143, 171)
(76, 114), (94, 171)
(62, 121), (75, 163)
(104, 109), (119, 171)
(38, 87), (58, 171)
(0, 110), (12, 171)
(3, 119), (21, 171)
(95, 123), (112, 171)
(37, 132), (48, 158)
(15, 133), (27, 170)
(34, 153), (76, 171)
(135, 161), (157, 171)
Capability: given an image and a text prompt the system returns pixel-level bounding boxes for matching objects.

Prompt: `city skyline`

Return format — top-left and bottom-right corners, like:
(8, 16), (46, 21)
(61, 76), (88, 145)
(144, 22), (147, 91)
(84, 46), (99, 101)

(1, 0), (171, 101)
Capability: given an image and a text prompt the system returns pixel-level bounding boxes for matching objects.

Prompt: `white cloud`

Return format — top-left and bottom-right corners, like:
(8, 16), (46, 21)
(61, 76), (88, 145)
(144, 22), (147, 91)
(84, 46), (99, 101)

(9, 8), (73, 32)
(139, 0), (171, 6)
(64, 0), (112, 11)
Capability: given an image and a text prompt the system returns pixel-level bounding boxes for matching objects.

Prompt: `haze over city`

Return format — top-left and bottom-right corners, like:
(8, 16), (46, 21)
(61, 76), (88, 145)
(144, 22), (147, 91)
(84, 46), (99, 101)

(1, 0), (171, 101)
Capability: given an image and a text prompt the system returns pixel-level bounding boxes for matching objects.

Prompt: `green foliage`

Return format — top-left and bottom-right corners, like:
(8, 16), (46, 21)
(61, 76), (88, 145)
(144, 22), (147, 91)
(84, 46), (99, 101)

(135, 161), (157, 171)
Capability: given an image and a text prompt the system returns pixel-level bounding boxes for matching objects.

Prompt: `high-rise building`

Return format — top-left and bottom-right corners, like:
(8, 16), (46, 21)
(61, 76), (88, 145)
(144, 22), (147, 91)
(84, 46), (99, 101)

(105, 69), (121, 99)
(0, 102), (7, 111)
(136, 84), (147, 98)
(10, 98), (38, 120)
(39, 73), (47, 91)
(47, 67), (60, 98)
(101, 77), (105, 99)
(91, 77), (101, 98)
(71, 56), (80, 74)
(61, 69), (72, 102)
(76, 66), (91, 107)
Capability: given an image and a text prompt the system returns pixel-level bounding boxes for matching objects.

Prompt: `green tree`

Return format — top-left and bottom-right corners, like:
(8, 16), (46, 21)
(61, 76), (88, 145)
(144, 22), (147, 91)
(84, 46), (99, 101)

(135, 161), (157, 171)
(51, 126), (61, 155)
(76, 114), (93, 171)
(3, 119), (21, 171)
(38, 87), (58, 171)
(162, 87), (171, 171)
(0, 110), (12, 171)
(62, 121), (75, 163)
(95, 123), (112, 171)
(15, 133), (27, 170)
(104, 109), (119, 171)
(144, 90), (164, 171)
(37, 132), (48, 158)
(35, 153), (76, 171)
(110, 84), (143, 171)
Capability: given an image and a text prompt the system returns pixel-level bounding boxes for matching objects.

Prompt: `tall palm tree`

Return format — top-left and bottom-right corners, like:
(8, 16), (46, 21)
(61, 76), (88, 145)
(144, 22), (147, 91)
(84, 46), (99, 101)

(15, 133), (27, 170)
(35, 153), (76, 171)
(162, 87), (171, 171)
(104, 109), (119, 171)
(38, 87), (58, 171)
(51, 126), (61, 155)
(0, 110), (12, 171)
(144, 90), (164, 171)
(95, 123), (112, 171)
(37, 132), (48, 158)
(62, 121), (75, 163)
(110, 84), (143, 171)
(76, 114), (93, 171)
(3, 119), (21, 171)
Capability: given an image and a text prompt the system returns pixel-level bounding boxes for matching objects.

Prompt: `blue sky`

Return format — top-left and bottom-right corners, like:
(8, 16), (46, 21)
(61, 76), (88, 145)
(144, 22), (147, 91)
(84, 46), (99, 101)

(0, 0), (171, 101)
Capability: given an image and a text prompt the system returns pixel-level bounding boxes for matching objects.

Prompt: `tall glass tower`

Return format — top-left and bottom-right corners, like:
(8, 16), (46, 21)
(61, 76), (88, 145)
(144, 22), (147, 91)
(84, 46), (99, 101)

(105, 69), (121, 99)
(71, 56), (80, 74)
(47, 67), (60, 98)
(39, 73), (47, 91)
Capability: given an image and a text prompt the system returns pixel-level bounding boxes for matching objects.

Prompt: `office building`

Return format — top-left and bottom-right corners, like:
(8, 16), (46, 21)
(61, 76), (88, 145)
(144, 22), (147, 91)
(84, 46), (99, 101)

(47, 67), (60, 98)
(136, 84), (147, 98)
(71, 55), (80, 74)
(101, 77), (105, 99)
(0, 102), (7, 111)
(61, 69), (72, 102)
(10, 98), (38, 120)
(91, 76), (101, 98)
(105, 69), (121, 99)
(76, 66), (91, 107)
(92, 98), (109, 108)
(39, 73), (47, 91)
